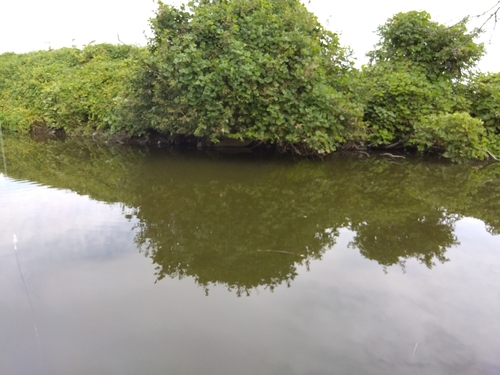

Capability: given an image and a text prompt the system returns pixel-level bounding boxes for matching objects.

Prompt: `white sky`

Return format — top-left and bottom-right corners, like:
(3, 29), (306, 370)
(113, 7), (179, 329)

(0, 0), (498, 72)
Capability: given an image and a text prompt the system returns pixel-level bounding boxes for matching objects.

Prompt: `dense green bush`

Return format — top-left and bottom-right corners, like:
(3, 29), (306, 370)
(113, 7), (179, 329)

(360, 10), (492, 159)
(0, 44), (142, 134)
(410, 112), (488, 160)
(0, 5), (499, 161)
(361, 63), (459, 146)
(126, 0), (363, 153)
(367, 11), (484, 82)
(465, 72), (500, 155)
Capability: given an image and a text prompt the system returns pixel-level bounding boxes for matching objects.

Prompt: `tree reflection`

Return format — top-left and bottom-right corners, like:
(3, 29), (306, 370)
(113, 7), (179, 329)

(349, 212), (458, 271)
(131, 167), (339, 295)
(3, 134), (500, 294)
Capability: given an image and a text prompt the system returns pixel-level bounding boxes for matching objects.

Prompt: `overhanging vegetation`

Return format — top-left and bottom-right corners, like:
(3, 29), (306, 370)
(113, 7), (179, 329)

(1, 0), (499, 160)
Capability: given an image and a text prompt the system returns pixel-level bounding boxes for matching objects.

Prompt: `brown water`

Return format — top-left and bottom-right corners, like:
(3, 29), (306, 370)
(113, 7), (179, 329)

(1, 134), (499, 375)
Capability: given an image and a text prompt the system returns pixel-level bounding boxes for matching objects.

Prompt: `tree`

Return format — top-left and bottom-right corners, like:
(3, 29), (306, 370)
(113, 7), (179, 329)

(465, 72), (500, 155)
(127, 0), (363, 154)
(360, 11), (491, 158)
(367, 11), (484, 81)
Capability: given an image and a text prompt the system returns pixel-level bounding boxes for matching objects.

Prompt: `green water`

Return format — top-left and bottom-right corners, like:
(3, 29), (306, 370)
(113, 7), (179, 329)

(1, 134), (499, 375)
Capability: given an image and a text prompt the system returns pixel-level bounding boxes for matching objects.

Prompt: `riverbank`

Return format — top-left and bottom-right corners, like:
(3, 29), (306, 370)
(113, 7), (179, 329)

(1, 5), (499, 161)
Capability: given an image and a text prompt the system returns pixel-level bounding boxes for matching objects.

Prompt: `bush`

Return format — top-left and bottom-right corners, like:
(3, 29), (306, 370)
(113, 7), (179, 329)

(361, 64), (459, 146)
(368, 11), (484, 81)
(410, 112), (488, 160)
(0, 44), (142, 134)
(126, 0), (363, 154)
(361, 11), (485, 151)
(465, 72), (500, 154)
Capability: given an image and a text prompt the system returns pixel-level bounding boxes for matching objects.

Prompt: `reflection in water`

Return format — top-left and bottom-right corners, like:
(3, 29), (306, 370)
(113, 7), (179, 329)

(349, 212), (458, 272)
(2, 134), (500, 294)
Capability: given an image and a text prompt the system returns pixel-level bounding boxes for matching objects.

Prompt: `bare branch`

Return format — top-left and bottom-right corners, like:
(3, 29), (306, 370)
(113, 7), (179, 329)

(470, 0), (500, 35)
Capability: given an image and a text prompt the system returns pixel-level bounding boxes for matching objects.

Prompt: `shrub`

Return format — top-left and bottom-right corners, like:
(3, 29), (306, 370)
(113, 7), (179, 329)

(361, 11), (484, 150)
(465, 72), (500, 155)
(410, 112), (488, 160)
(126, 0), (363, 154)
(368, 11), (484, 82)
(0, 44), (142, 134)
(361, 64), (459, 146)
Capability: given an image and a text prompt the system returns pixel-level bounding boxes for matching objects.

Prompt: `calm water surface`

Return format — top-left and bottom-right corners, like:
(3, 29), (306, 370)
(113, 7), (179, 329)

(1, 135), (499, 375)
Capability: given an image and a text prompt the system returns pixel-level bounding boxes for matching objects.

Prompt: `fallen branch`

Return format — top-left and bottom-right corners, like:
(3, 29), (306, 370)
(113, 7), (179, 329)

(380, 152), (406, 159)
(479, 148), (500, 161)
(485, 149), (500, 161)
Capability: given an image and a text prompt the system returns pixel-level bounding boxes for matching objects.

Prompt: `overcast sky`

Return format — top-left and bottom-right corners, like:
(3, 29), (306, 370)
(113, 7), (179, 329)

(0, 0), (498, 72)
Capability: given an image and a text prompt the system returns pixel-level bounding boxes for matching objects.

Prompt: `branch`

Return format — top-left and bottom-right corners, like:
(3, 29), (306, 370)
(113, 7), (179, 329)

(470, 1), (500, 36)
(481, 148), (500, 161)
(380, 152), (406, 159)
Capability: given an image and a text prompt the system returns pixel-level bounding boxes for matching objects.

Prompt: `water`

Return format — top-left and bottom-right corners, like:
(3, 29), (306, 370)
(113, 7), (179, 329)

(1, 134), (499, 375)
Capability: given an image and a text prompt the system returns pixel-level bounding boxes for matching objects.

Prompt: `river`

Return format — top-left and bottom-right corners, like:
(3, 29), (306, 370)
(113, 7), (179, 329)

(1, 134), (499, 375)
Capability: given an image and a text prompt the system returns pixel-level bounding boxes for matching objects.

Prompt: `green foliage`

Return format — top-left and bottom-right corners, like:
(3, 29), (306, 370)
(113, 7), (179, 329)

(361, 64), (459, 145)
(0, 6), (498, 161)
(0, 44), (142, 134)
(368, 11), (484, 81)
(361, 10), (494, 160)
(126, 0), (362, 154)
(465, 72), (500, 155)
(410, 112), (488, 160)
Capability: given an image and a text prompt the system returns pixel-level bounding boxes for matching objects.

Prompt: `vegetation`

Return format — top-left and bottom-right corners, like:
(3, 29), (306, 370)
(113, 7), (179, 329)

(1, 1), (499, 160)
(0, 44), (144, 134)
(124, 0), (362, 153)
(360, 10), (494, 158)
(465, 72), (500, 156)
